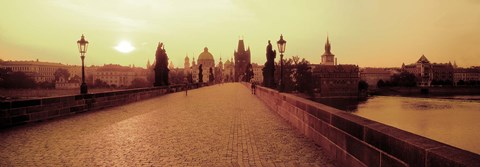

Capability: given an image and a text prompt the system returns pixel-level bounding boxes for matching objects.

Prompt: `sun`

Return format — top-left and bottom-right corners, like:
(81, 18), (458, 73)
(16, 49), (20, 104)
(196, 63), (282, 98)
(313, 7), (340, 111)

(114, 41), (135, 53)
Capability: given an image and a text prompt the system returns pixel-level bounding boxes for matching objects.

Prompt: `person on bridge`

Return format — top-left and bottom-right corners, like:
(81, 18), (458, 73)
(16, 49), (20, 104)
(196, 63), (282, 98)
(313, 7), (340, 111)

(251, 82), (257, 95)
(184, 79), (189, 96)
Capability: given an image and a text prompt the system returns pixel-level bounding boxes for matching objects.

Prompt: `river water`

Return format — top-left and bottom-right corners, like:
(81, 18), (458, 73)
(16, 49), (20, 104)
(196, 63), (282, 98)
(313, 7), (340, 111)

(315, 96), (480, 155)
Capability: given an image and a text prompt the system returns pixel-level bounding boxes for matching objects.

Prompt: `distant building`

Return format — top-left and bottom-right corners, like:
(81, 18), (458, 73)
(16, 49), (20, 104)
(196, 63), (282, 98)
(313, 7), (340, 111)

(0, 59), (66, 83)
(360, 68), (392, 88)
(184, 55), (190, 75)
(234, 39), (251, 81)
(191, 56), (198, 82)
(55, 76), (80, 89)
(0, 59), (151, 88)
(402, 55), (453, 86)
(454, 67), (480, 85)
(432, 63), (454, 83)
(311, 37), (359, 98)
(312, 65), (359, 97)
(215, 57), (224, 83)
(224, 58), (235, 82)
(93, 64), (148, 87)
(168, 61), (174, 70)
(147, 59), (152, 69)
(251, 63), (263, 83)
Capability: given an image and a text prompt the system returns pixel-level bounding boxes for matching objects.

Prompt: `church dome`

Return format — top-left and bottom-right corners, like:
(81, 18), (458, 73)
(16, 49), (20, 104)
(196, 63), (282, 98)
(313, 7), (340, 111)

(198, 47), (214, 61)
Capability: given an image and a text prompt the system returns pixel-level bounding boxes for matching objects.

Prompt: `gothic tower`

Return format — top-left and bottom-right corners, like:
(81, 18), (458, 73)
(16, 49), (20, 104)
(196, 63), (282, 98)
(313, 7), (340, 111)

(234, 39), (251, 81)
(147, 59), (151, 69)
(321, 36), (335, 65)
(184, 54), (190, 75)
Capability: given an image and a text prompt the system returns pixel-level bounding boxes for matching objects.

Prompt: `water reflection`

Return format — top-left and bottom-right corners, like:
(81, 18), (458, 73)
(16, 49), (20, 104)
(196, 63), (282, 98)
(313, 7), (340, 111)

(313, 98), (366, 112)
(313, 96), (480, 155)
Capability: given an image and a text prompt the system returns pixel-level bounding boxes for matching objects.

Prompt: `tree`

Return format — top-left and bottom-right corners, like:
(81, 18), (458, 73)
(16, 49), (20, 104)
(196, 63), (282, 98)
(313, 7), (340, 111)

(54, 68), (70, 82)
(274, 58), (295, 92)
(0, 71), (36, 89)
(130, 78), (150, 88)
(377, 79), (385, 88)
(292, 55), (300, 65)
(293, 58), (313, 97)
(385, 80), (392, 87)
(391, 71), (416, 87)
(93, 79), (108, 88)
(0, 68), (12, 82)
(444, 80), (453, 86)
(358, 80), (369, 90)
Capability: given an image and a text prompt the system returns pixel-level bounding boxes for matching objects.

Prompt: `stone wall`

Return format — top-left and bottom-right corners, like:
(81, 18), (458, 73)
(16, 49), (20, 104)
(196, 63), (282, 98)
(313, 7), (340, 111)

(248, 83), (480, 167)
(0, 83), (204, 128)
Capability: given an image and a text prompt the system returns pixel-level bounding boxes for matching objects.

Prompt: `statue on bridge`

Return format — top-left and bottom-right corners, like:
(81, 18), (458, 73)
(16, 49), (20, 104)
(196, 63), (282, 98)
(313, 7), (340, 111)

(198, 64), (203, 83)
(209, 67), (214, 83)
(262, 40), (276, 88)
(154, 42), (169, 86)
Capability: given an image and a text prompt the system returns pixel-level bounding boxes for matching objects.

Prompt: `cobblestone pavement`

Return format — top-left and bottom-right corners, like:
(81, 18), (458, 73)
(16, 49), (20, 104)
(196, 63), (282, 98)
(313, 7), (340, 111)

(0, 83), (335, 167)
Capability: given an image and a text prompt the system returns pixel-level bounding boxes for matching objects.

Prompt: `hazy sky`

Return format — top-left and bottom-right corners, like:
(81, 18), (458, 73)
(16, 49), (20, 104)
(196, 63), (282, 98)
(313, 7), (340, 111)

(1, 0), (479, 68)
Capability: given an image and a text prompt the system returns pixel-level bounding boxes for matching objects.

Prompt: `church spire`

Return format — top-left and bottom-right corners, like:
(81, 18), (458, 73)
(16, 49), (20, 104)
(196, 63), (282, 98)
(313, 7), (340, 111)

(325, 35), (331, 54)
(237, 38), (245, 52)
(321, 35), (335, 65)
(168, 60), (174, 69)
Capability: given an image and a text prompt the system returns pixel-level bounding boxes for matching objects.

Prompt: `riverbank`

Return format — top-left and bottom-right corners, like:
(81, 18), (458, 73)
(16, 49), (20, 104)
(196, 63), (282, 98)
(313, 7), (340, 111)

(372, 86), (480, 97)
(0, 88), (124, 100)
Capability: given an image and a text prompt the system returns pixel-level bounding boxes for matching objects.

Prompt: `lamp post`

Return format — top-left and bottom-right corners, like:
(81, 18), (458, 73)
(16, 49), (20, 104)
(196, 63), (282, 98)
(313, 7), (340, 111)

(77, 34), (89, 94)
(277, 34), (286, 92)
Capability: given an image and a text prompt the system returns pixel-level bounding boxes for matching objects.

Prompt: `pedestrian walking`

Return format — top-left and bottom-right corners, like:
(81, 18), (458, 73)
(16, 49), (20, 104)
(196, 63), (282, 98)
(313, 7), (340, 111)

(251, 82), (256, 95)
(184, 79), (189, 96)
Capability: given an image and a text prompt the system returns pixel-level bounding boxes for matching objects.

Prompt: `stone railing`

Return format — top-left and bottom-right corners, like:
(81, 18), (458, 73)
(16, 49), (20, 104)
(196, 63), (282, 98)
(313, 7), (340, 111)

(247, 83), (480, 167)
(0, 83), (205, 128)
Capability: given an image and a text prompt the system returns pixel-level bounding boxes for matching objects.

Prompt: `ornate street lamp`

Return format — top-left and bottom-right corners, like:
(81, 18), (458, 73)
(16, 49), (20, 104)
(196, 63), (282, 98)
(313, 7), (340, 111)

(77, 34), (89, 94)
(277, 34), (286, 92)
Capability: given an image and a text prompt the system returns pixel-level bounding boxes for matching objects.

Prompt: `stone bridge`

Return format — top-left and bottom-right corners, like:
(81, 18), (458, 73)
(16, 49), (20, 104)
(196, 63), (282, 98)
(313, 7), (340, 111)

(0, 83), (333, 166)
(1, 83), (479, 166)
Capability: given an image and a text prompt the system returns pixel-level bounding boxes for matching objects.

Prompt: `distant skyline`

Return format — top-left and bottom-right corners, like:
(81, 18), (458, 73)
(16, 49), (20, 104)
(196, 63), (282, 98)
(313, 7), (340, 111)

(1, 0), (480, 68)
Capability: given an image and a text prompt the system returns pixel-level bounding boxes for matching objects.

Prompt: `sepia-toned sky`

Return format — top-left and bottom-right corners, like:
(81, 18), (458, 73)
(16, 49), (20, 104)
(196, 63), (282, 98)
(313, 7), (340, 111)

(1, 0), (479, 68)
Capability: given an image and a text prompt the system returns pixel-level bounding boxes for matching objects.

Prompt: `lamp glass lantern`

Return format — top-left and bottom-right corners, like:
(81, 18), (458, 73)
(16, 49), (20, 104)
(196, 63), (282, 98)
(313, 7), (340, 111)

(277, 34), (286, 54)
(77, 35), (89, 57)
